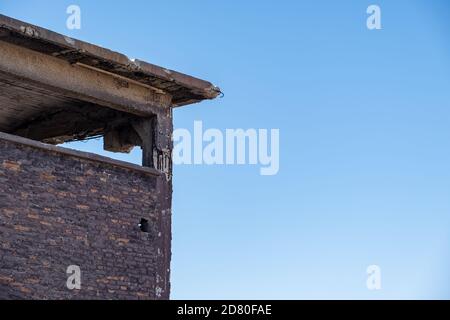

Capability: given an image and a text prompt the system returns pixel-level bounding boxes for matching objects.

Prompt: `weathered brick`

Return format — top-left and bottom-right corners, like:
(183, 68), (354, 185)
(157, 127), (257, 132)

(40, 172), (56, 182)
(0, 139), (169, 300)
(0, 276), (14, 283)
(14, 225), (31, 232)
(2, 160), (21, 171)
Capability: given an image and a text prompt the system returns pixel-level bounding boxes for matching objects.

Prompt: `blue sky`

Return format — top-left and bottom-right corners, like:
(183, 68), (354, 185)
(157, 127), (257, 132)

(2, 0), (450, 299)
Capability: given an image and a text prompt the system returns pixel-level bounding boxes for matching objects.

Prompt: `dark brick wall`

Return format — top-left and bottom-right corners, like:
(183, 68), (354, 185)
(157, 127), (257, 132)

(0, 137), (170, 300)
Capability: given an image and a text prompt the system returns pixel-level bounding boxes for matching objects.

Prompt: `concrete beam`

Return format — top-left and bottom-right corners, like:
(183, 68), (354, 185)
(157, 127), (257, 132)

(0, 40), (172, 117)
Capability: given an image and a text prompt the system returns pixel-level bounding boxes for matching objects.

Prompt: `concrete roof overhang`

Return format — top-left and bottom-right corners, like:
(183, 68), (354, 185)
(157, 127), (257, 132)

(0, 14), (220, 145)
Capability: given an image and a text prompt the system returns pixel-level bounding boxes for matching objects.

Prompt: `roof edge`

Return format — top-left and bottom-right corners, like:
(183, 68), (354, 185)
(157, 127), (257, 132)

(0, 14), (221, 107)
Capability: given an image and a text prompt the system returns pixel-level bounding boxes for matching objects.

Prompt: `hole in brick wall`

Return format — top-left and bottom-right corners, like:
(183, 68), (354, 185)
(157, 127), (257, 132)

(139, 218), (149, 233)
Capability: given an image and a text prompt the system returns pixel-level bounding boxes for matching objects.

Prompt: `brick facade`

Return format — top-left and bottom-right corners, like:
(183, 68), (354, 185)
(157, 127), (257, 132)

(0, 135), (171, 299)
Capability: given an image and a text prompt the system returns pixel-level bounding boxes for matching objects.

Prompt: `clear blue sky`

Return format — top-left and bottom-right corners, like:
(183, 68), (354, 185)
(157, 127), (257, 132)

(2, 0), (450, 299)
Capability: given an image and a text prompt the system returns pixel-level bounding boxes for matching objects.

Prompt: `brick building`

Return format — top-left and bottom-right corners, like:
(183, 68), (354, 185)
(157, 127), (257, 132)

(0, 15), (219, 299)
